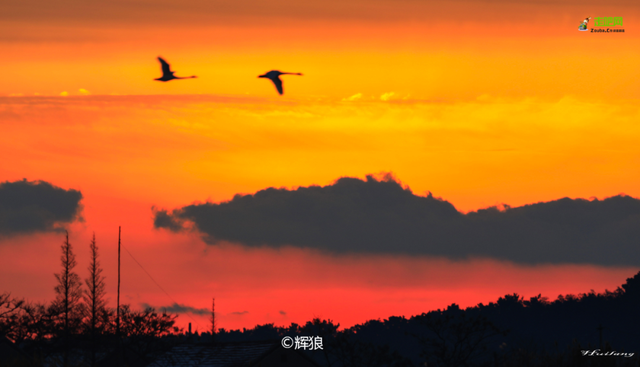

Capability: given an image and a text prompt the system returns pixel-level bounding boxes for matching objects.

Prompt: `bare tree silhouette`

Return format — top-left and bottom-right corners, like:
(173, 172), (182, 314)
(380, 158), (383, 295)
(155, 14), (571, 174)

(83, 232), (107, 366)
(0, 293), (24, 319)
(84, 233), (107, 333)
(0, 293), (25, 339)
(54, 232), (83, 333)
(54, 231), (83, 366)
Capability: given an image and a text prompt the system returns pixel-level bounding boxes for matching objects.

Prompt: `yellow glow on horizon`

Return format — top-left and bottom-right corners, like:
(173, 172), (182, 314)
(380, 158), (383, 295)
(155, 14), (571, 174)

(1, 94), (638, 212)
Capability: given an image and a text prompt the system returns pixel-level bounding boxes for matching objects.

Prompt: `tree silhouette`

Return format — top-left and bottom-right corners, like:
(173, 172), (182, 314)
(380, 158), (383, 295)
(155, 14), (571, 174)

(83, 233), (107, 366)
(301, 318), (341, 367)
(54, 231), (83, 335)
(620, 271), (640, 300)
(0, 293), (25, 340)
(117, 305), (178, 363)
(118, 305), (177, 338)
(53, 231), (83, 366)
(83, 233), (108, 333)
(331, 331), (413, 367)
(411, 304), (508, 367)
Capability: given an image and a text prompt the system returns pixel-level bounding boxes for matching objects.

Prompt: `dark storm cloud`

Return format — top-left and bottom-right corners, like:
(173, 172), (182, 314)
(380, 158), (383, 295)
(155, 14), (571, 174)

(0, 179), (83, 236)
(155, 174), (640, 266)
(143, 302), (209, 316)
(153, 208), (184, 232)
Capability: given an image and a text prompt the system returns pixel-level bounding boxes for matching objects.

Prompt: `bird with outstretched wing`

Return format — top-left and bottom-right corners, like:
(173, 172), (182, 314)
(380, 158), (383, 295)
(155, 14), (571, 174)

(258, 70), (303, 95)
(154, 57), (197, 82)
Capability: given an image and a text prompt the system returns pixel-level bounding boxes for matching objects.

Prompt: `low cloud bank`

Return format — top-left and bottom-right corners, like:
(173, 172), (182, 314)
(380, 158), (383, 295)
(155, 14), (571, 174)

(154, 174), (640, 266)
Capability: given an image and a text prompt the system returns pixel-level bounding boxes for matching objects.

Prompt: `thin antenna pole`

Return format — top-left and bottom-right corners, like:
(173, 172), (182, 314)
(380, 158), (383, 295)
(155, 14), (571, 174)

(598, 324), (603, 349)
(211, 297), (216, 343)
(117, 226), (121, 337)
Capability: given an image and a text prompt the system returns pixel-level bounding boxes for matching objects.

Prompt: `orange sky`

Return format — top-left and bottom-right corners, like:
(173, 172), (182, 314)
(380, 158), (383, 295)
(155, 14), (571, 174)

(1, 217), (636, 332)
(1, 0), (639, 331)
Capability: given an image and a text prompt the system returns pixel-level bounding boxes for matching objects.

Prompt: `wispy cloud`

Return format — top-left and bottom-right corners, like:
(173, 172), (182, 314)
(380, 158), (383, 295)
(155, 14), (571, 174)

(343, 93), (362, 101)
(142, 302), (209, 316)
(380, 92), (395, 101)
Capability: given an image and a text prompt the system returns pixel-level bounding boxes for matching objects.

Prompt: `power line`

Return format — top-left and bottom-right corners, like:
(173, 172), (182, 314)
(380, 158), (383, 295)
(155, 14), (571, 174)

(120, 243), (202, 331)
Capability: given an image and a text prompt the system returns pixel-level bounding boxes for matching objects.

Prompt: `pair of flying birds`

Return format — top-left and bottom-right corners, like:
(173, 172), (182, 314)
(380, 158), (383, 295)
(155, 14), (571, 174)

(154, 57), (302, 95)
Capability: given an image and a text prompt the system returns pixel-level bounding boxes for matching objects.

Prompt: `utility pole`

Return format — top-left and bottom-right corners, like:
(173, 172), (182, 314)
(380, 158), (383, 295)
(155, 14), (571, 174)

(597, 324), (603, 349)
(211, 298), (216, 343)
(116, 226), (123, 365)
(117, 226), (121, 337)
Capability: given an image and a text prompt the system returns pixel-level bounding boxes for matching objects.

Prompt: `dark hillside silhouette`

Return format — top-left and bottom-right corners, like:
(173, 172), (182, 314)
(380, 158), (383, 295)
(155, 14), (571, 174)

(2, 231), (639, 366)
(192, 272), (640, 367)
(410, 304), (508, 367)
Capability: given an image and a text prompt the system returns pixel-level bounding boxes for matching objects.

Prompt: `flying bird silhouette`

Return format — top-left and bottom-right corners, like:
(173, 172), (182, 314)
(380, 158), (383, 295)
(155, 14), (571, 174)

(154, 57), (197, 82)
(258, 70), (303, 95)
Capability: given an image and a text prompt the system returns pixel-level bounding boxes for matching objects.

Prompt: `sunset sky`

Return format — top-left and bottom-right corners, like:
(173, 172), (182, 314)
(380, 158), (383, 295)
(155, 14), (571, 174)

(1, 0), (639, 332)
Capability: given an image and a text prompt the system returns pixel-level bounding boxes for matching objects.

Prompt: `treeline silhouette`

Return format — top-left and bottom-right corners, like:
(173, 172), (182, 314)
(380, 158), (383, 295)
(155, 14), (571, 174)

(175, 272), (640, 367)
(0, 232), (183, 366)
(2, 231), (639, 366)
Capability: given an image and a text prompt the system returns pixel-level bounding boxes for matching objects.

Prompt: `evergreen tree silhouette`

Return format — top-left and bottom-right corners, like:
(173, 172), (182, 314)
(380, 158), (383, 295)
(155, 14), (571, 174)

(83, 232), (107, 366)
(54, 231), (83, 366)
